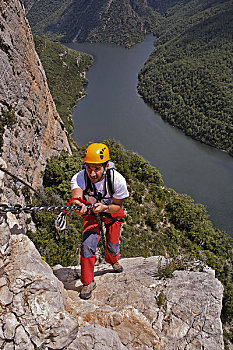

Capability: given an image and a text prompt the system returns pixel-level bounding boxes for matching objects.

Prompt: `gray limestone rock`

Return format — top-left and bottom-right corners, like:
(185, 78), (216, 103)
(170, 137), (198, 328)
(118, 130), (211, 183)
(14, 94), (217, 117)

(14, 325), (34, 350)
(3, 313), (19, 340)
(0, 227), (225, 349)
(1, 234), (78, 349)
(0, 285), (13, 306)
(62, 256), (224, 350)
(67, 324), (128, 350)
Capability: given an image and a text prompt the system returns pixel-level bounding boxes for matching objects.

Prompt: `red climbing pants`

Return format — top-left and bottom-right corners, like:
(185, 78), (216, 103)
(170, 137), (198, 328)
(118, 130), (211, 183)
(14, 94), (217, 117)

(80, 208), (124, 286)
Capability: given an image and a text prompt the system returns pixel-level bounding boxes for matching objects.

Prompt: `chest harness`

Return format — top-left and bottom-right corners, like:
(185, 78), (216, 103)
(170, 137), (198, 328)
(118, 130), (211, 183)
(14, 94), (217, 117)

(83, 167), (115, 203)
(82, 168), (123, 228)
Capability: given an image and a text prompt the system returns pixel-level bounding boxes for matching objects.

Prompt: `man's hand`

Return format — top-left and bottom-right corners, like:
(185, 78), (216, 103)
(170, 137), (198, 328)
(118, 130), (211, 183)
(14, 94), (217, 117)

(71, 199), (87, 216)
(93, 202), (107, 214)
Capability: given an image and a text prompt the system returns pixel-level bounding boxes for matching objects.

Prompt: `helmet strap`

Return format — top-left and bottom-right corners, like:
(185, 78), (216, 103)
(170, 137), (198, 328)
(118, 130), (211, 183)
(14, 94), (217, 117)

(99, 162), (109, 181)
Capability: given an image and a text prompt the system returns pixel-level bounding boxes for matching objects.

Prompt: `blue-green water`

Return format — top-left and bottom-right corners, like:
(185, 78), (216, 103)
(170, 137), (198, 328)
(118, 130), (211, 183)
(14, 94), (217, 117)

(66, 35), (233, 237)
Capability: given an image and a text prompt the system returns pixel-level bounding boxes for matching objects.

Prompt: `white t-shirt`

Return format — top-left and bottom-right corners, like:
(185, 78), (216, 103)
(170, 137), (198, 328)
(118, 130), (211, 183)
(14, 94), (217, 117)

(71, 169), (129, 205)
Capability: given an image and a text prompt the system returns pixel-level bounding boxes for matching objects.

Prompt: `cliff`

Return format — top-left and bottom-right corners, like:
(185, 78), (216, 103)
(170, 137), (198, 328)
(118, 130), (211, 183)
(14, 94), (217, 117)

(0, 0), (71, 205)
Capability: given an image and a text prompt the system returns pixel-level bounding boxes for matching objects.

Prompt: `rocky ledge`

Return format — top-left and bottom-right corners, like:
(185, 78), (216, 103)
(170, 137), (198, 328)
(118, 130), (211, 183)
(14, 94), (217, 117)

(0, 213), (224, 349)
(54, 257), (224, 350)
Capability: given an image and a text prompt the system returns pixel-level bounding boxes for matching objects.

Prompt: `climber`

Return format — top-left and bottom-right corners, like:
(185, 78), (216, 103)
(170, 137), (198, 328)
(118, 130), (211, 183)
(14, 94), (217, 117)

(70, 142), (129, 300)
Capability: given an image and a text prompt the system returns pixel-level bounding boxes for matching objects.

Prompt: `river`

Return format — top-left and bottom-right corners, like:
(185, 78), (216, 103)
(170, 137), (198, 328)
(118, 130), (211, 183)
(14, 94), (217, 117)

(66, 35), (233, 237)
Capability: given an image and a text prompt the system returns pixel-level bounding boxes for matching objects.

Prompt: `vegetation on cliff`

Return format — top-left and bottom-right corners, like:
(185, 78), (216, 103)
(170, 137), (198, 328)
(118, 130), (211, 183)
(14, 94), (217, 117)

(33, 35), (93, 133)
(25, 140), (233, 338)
(0, 103), (16, 154)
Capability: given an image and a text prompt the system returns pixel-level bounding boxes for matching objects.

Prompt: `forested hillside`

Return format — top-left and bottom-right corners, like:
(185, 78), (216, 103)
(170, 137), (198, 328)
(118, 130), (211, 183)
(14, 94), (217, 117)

(148, 0), (180, 13)
(27, 141), (233, 344)
(138, 0), (233, 155)
(33, 36), (93, 133)
(24, 0), (161, 48)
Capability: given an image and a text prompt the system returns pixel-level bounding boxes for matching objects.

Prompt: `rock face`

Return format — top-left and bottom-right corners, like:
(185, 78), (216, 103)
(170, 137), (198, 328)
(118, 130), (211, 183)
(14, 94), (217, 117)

(0, 165), (78, 349)
(53, 257), (224, 350)
(0, 227), (79, 348)
(0, 0), (71, 204)
(0, 215), (224, 350)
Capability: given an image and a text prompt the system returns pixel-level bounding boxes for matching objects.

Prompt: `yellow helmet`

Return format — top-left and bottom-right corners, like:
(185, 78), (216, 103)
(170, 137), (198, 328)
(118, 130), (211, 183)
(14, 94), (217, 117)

(84, 143), (110, 163)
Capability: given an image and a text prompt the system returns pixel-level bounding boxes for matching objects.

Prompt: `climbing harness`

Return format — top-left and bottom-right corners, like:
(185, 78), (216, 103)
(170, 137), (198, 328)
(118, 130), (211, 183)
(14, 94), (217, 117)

(84, 168), (115, 201)
(0, 166), (124, 267)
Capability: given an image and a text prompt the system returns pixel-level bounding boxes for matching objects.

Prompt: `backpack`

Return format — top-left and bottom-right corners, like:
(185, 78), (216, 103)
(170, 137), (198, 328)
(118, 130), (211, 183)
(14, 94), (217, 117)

(83, 161), (116, 201)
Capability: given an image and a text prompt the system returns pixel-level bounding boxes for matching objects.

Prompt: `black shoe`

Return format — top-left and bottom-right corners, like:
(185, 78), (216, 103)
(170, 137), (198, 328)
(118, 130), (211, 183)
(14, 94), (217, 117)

(80, 280), (96, 300)
(112, 262), (123, 273)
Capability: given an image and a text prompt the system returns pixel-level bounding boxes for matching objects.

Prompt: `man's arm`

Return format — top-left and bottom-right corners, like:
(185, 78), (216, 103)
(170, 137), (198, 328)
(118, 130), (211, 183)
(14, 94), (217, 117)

(93, 197), (124, 214)
(71, 188), (87, 215)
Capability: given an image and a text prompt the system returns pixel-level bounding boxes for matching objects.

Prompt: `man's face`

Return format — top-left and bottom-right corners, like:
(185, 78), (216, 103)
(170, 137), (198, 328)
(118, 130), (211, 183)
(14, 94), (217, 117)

(86, 163), (106, 183)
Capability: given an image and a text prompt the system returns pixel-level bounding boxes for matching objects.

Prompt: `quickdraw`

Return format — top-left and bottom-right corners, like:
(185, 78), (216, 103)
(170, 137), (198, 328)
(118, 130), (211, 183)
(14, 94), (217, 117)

(55, 197), (94, 231)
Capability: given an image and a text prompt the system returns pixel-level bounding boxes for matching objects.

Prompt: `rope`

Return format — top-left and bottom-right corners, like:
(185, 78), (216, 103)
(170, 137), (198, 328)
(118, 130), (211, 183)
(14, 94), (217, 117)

(0, 203), (93, 215)
(0, 166), (49, 204)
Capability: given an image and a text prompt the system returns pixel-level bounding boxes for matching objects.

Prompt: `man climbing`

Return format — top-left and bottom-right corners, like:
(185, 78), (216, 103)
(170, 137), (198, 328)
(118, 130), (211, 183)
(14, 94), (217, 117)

(70, 143), (129, 299)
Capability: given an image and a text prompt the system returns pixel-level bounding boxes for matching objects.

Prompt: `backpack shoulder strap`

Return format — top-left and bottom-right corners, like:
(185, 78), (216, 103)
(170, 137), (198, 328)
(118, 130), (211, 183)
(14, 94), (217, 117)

(106, 168), (115, 197)
(84, 167), (115, 199)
